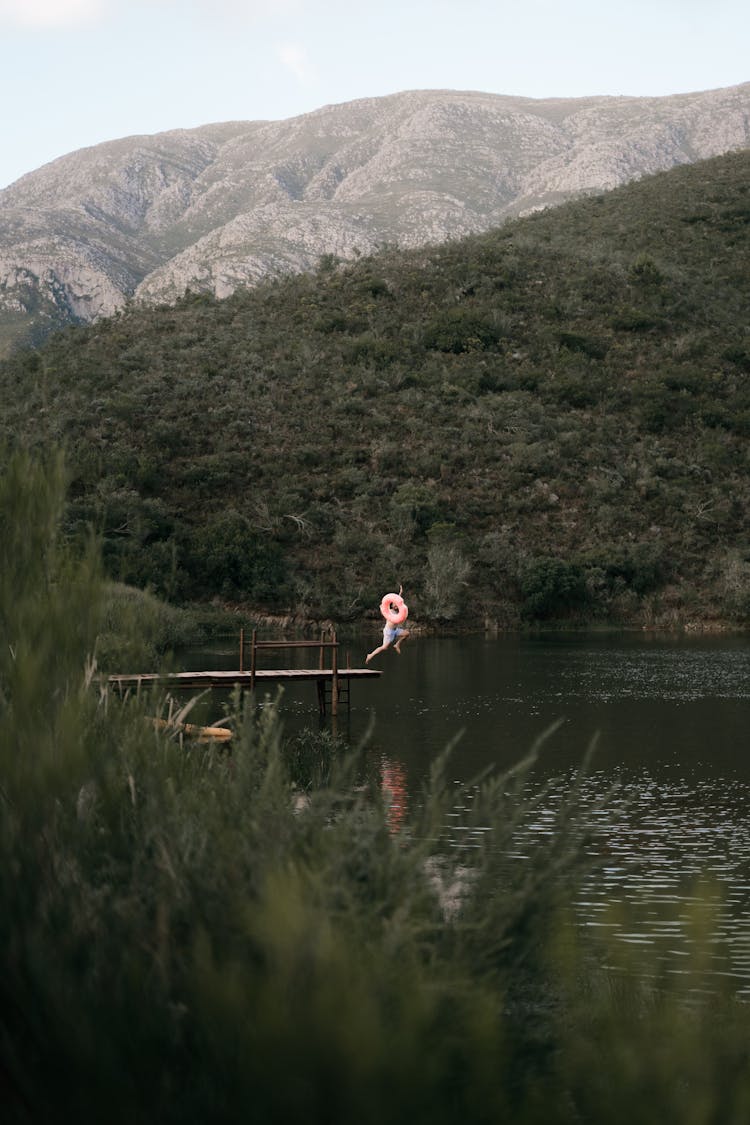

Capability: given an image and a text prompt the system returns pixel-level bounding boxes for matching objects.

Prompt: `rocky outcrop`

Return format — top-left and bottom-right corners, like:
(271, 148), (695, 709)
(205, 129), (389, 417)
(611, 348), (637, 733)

(1, 84), (749, 353)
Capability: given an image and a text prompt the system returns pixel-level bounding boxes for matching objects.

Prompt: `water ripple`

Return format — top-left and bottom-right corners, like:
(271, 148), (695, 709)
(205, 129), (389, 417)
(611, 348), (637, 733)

(442, 769), (750, 994)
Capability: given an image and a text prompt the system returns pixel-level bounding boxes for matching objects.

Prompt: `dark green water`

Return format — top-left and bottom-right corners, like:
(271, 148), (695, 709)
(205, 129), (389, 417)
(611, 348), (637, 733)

(180, 630), (750, 993)
(188, 630), (750, 782)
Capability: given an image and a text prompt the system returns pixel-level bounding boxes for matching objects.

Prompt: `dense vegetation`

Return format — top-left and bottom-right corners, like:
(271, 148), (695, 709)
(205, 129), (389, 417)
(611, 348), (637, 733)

(1, 149), (749, 627)
(3, 451), (750, 1124)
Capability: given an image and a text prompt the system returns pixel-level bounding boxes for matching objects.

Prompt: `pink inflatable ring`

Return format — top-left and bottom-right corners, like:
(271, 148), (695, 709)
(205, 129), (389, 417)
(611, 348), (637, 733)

(380, 592), (408, 625)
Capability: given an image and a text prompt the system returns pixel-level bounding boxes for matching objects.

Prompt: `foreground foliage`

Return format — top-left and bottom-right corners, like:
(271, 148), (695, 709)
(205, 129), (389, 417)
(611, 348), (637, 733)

(2, 454), (750, 1123)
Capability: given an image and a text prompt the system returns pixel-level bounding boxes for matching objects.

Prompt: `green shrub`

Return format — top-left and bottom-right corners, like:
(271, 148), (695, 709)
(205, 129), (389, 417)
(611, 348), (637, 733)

(182, 510), (286, 602)
(423, 307), (504, 353)
(579, 543), (667, 598)
(520, 557), (589, 620)
(557, 331), (609, 359)
(96, 582), (201, 672)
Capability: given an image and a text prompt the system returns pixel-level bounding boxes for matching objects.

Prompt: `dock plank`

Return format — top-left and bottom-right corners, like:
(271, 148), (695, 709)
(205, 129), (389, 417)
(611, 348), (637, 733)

(107, 668), (381, 690)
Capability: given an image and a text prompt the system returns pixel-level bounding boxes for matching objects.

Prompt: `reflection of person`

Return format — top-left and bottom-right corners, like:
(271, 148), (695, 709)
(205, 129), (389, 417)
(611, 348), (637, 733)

(381, 756), (408, 834)
(366, 585), (410, 664)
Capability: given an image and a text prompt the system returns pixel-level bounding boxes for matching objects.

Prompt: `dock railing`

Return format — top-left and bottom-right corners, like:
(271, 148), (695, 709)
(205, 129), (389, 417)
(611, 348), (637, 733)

(106, 628), (374, 718)
(239, 628), (346, 714)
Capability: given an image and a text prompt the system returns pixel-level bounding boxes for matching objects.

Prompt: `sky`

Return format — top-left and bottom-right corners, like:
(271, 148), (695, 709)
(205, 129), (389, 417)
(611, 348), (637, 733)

(0, 0), (748, 190)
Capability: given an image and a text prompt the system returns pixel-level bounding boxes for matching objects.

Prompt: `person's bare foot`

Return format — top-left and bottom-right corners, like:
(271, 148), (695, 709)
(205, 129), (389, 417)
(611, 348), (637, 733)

(365, 652), (373, 664)
(394, 644), (402, 654)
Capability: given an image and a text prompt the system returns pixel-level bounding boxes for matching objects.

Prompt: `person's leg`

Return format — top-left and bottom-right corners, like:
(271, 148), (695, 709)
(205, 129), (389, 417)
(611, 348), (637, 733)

(393, 628), (410, 654)
(366, 625), (395, 657)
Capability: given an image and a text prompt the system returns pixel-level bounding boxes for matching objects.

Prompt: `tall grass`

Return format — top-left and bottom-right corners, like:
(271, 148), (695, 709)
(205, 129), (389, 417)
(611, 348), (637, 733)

(96, 581), (201, 673)
(2, 450), (750, 1123)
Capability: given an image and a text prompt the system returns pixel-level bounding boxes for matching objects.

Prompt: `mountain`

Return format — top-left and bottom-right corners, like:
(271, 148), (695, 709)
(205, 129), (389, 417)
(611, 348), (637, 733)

(1, 83), (749, 356)
(2, 147), (749, 628)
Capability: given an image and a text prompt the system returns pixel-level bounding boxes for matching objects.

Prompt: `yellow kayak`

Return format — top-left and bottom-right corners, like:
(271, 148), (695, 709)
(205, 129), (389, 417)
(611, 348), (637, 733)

(152, 717), (233, 743)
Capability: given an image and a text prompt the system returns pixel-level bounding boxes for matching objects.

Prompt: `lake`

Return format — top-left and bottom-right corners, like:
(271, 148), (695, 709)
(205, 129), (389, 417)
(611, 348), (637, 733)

(181, 629), (750, 994)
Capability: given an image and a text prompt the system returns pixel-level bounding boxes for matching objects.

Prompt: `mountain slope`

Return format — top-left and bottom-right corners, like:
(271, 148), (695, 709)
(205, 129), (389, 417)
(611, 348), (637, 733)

(1, 148), (749, 628)
(1, 83), (749, 356)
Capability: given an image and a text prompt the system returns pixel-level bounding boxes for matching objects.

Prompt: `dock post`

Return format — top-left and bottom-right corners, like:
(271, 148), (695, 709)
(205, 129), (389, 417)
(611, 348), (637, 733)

(317, 632), (327, 715)
(250, 629), (257, 691)
(239, 628), (244, 674)
(331, 630), (339, 716)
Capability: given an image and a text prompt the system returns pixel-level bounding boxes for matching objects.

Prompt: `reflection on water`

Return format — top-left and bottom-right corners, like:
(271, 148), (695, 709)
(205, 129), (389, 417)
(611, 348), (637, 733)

(178, 630), (750, 992)
(381, 756), (408, 835)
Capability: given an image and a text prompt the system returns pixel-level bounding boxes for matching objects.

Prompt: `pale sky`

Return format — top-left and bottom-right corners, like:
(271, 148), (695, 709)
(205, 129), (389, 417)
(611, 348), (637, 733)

(0, 0), (747, 190)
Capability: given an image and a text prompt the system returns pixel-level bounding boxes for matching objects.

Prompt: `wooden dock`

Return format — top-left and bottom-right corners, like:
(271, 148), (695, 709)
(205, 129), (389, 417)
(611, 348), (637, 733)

(107, 631), (380, 716)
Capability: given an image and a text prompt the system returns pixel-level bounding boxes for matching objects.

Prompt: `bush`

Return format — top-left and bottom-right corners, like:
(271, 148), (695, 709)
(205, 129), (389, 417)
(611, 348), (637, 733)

(579, 543), (667, 598)
(95, 582), (201, 672)
(557, 331), (608, 359)
(422, 525), (472, 621)
(520, 557), (589, 620)
(423, 307), (504, 353)
(182, 510), (286, 603)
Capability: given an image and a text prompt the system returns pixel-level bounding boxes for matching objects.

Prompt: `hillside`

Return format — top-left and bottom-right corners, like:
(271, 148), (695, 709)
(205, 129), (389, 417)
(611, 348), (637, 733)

(1, 149), (749, 629)
(1, 83), (749, 357)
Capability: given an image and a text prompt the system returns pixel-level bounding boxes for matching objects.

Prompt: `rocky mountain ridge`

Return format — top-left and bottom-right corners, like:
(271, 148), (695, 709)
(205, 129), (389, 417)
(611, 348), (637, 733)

(1, 82), (749, 354)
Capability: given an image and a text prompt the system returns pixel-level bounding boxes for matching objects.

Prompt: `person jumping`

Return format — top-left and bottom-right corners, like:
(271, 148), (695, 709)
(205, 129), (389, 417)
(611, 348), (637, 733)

(366, 586), (410, 663)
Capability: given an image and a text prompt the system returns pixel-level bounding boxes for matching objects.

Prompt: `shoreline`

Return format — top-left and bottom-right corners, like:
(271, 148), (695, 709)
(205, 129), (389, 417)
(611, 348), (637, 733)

(187, 601), (748, 639)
